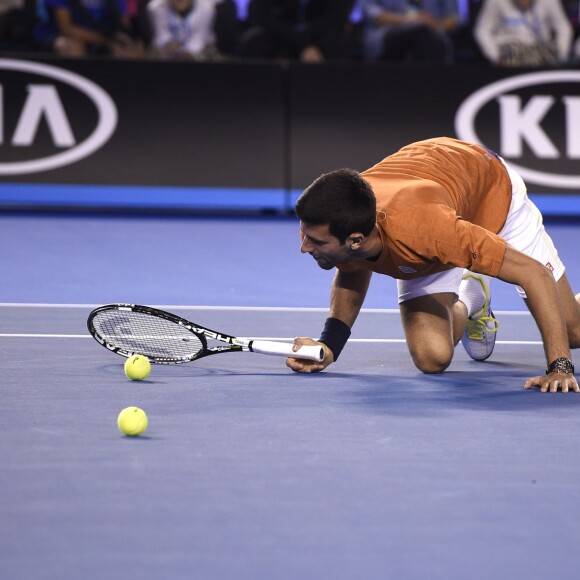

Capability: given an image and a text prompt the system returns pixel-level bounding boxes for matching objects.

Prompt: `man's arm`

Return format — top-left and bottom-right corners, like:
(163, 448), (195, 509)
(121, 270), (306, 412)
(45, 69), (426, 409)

(496, 245), (578, 392)
(53, 7), (110, 47)
(286, 268), (372, 373)
(328, 268), (373, 327)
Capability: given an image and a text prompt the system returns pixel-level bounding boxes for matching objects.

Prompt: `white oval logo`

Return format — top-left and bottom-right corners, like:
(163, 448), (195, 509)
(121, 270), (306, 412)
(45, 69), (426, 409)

(0, 58), (117, 175)
(455, 70), (580, 189)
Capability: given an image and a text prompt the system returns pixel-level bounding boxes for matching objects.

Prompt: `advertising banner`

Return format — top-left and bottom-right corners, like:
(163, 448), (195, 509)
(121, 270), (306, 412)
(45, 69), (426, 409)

(0, 57), (286, 187)
(289, 64), (580, 195)
(0, 57), (578, 211)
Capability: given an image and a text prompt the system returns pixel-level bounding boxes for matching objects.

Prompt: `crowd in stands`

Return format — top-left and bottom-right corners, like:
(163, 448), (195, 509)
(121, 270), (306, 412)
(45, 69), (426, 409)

(0, 0), (578, 65)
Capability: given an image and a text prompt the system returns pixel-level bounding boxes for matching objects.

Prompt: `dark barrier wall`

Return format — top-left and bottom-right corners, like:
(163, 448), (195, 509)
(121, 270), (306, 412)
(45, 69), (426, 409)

(1, 57), (579, 212)
(1, 58), (286, 188)
(289, 64), (580, 195)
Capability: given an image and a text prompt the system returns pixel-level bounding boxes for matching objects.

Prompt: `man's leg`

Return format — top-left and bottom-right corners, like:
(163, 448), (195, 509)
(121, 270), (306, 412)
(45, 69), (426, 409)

(398, 269), (466, 373)
(400, 291), (466, 373)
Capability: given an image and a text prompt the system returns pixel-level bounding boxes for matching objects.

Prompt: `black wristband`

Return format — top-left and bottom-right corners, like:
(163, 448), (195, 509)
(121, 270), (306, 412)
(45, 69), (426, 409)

(318, 317), (351, 361)
(546, 358), (575, 375)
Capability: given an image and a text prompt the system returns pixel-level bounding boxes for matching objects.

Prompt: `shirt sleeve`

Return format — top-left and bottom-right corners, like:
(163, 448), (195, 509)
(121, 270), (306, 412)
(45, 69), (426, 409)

(115, 0), (128, 18)
(473, 0), (502, 63)
(545, 0), (573, 60)
(147, 0), (172, 49)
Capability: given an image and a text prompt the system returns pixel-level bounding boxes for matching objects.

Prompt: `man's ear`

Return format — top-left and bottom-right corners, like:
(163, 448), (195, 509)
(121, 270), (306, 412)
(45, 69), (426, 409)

(347, 233), (366, 249)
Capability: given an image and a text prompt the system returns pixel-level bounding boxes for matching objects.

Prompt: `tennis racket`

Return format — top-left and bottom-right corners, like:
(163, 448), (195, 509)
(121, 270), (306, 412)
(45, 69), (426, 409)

(87, 303), (324, 364)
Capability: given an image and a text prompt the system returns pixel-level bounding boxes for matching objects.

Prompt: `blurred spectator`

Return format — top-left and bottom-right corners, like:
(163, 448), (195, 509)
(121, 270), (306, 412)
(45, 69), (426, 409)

(1, 0), (37, 49)
(147, 0), (239, 60)
(34, 0), (146, 56)
(126, 0), (153, 47)
(474, 0), (573, 66)
(360, 0), (461, 63)
(213, 0), (239, 54)
(0, 0), (19, 39)
(240, 0), (355, 62)
(562, 0), (580, 60)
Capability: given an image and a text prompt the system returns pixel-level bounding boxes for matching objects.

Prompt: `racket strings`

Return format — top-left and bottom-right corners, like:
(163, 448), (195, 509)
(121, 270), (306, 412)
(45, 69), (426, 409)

(92, 310), (204, 362)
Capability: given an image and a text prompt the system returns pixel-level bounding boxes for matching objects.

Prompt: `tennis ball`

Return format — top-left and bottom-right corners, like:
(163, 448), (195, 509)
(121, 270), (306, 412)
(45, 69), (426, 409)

(117, 406), (148, 436)
(124, 354), (151, 381)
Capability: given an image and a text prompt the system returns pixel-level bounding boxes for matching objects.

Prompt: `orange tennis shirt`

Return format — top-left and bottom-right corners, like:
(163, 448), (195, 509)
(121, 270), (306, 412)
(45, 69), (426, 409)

(337, 137), (513, 280)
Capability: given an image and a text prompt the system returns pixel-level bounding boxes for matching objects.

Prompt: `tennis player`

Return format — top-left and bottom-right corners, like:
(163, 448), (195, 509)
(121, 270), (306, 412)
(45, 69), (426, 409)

(287, 137), (580, 393)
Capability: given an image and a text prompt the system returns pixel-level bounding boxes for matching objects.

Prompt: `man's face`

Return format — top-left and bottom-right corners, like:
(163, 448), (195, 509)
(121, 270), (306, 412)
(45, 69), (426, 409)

(300, 222), (351, 270)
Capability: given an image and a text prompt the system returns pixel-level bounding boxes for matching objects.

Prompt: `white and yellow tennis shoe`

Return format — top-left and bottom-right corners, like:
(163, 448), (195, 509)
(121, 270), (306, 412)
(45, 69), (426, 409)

(460, 274), (499, 361)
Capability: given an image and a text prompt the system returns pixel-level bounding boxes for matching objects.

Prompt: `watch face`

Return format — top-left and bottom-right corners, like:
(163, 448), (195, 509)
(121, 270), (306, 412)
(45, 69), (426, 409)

(548, 358), (575, 374)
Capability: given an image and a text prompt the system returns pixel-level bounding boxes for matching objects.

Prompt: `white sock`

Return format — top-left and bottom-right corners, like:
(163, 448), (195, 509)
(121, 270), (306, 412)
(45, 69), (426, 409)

(458, 274), (488, 318)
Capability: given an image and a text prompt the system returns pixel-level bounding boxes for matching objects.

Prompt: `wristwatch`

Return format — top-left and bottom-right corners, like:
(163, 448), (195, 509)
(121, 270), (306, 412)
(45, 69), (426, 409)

(546, 358), (575, 375)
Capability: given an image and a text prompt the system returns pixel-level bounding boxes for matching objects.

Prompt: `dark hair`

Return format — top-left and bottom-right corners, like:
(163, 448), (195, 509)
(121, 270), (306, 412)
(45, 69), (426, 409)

(295, 169), (376, 244)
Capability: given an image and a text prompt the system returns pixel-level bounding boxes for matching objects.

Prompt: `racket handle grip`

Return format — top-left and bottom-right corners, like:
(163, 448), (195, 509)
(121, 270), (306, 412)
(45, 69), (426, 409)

(250, 340), (324, 362)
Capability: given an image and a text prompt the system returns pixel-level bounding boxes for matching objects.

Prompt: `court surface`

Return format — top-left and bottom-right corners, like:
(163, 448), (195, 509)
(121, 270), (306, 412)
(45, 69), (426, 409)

(1, 213), (579, 580)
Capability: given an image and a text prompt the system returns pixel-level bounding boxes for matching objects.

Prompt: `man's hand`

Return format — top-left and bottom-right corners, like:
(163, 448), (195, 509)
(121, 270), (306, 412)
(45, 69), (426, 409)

(300, 45), (324, 63)
(524, 372), (580, 393)
(110, 32), (145, 58)
(286, 337), (334, 373)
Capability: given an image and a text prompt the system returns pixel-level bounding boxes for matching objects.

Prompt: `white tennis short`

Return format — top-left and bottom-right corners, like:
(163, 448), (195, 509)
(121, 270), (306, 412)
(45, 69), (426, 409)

(397, 158), (565, 304)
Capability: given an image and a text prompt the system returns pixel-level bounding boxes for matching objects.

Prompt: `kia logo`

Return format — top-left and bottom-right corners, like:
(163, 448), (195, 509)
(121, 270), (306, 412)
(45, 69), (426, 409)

(455, 70), (580, 189)
(0, 58), (117, 175)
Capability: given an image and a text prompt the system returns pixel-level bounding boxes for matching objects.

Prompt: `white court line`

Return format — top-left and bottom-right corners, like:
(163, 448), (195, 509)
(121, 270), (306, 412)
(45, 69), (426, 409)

(0, 303), (331, 311)
(0, 303), (532, 316)
(0, 334), (91, 338)
(0, 334), (542, 345)
(0, 303), (537, 344)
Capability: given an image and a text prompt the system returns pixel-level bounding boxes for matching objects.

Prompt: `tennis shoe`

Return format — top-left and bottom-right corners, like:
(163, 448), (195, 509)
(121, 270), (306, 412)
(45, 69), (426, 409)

(460, 274), (499, 361)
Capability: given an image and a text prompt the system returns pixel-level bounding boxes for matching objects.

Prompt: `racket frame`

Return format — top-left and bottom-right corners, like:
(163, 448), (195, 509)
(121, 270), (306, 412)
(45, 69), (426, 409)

(87, 303), (323, 364)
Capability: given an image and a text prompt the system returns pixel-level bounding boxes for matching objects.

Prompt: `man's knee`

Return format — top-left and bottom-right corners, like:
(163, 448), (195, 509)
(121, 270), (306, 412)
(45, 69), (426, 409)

(409, 342), (453, 374)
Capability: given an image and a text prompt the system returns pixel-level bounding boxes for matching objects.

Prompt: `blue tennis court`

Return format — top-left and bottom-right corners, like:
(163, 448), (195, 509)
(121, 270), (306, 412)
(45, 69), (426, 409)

(1, 212), (579, 580)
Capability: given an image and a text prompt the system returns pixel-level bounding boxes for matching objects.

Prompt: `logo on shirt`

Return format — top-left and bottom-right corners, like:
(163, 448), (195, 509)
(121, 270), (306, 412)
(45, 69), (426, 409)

(455, 70), (580, 190)
(399, 266), (417, 274)
(0, 58), (117, 175)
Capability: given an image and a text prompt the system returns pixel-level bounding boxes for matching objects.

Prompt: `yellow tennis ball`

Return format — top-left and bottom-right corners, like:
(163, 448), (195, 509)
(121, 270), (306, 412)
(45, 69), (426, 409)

(117, 406), (148, 436)
(124, 354), (151, 381)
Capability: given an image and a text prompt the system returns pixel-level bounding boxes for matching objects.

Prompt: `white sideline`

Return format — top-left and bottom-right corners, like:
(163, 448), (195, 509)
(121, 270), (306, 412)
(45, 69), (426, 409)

(0, 302), (532, 316)
(0, 335), (542, 346)
(0, 303), (538, 344)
